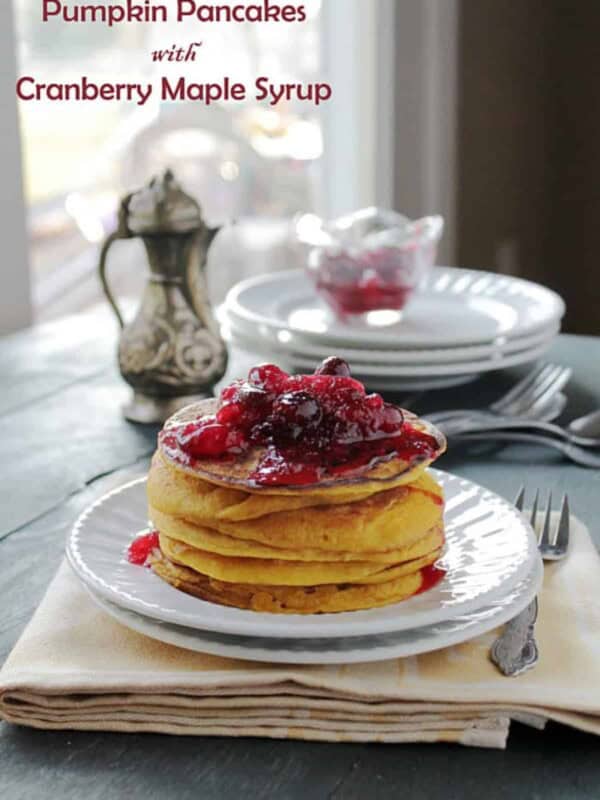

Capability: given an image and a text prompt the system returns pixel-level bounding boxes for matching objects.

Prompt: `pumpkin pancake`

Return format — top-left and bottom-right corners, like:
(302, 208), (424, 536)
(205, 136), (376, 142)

(149, 471), (443, 554)
(159, 399), (445, 497)
(148, 460), (443, 553)
(151, 552), (436, 613)
(158, 527), (443, 586)
(350, 546), (443, 584)
(149, 503), (444, 563)
(170, 472), (443, 553)
(147, 450), (388, 523)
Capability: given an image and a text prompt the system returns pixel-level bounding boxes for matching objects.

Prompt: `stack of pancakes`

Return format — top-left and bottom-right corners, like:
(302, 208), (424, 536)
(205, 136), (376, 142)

(148, 401), (446, 614)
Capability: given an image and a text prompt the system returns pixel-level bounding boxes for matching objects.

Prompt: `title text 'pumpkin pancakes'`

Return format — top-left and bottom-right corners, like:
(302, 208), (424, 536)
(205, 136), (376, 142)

(132, 357), (447, 613)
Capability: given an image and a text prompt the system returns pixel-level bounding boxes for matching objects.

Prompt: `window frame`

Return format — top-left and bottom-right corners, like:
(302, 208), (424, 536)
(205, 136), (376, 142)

(0, 0), (32, 333)
(319, 0), (397, 216)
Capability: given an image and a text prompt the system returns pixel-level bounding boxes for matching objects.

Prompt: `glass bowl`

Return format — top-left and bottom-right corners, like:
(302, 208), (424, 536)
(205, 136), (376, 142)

(295, 208), (444, 323)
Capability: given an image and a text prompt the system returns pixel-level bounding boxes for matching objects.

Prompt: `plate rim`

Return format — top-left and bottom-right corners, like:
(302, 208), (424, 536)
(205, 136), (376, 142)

(67, 469), (539, 639)
(225, 267), (565, 349)
(223, 312), (560, 365)
(279, 340), (554, 377)
(83, 557), (543, 664)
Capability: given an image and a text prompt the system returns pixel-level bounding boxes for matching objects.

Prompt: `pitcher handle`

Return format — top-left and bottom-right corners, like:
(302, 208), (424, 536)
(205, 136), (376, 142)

(98, 231), (126, 329)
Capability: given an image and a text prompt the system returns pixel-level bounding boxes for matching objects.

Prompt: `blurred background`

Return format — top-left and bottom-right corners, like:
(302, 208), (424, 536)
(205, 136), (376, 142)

(1, 0), (599, 336)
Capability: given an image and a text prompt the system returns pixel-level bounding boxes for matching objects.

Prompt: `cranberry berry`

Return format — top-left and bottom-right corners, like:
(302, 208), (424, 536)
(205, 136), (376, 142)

(247, 363), (288, 393)
(315, 356), (352, 377)
(272, 390), (323, 437)
(176, 421), (244, 458)
(381, 403), (404, 433)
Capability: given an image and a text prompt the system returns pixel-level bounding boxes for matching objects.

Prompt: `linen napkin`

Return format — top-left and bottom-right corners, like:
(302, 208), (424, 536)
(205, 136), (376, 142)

(2, 516), (600, 750)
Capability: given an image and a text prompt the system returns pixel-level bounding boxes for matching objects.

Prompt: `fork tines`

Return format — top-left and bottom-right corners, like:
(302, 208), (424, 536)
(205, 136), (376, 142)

(514, 486), (570, 560)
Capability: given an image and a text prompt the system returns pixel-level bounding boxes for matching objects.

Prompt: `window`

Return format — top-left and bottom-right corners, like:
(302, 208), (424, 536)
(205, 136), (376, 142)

(14, 0), (324, 320)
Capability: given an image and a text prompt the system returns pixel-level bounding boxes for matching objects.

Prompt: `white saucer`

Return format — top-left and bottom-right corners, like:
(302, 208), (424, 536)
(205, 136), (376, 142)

(226, 331), (481, 390)
(223, 312), (559, 366)
(225, 267), (564, 349)
(281, 340), (554, 377)
(83, 556), (542, 664)
(67, 469), (539, 639)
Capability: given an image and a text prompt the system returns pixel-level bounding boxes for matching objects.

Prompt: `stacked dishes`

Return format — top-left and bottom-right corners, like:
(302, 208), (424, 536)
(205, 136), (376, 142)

(222, 267), (565, 390)
(67, 359), (543, 664)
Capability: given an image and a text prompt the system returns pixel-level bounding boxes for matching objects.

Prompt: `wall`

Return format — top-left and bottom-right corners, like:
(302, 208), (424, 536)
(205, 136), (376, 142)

(456, 0), (600, 335)
(546, 0), (600, 335)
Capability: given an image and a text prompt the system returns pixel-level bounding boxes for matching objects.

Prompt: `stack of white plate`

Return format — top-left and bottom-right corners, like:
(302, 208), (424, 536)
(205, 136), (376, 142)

(222, 267), (565, 390)
(67, 470), (542, 665)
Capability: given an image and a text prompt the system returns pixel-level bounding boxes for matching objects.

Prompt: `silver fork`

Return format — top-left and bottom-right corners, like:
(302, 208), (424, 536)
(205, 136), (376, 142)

(491, 364), (571, 418)
(490, 488), (570, 676)
(427, 363), (571, 426)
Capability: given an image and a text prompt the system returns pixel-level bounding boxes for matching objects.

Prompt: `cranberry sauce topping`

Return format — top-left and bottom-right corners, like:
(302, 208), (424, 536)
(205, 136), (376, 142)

(160, 358), (440, 486)
(127, 530), (160, 566)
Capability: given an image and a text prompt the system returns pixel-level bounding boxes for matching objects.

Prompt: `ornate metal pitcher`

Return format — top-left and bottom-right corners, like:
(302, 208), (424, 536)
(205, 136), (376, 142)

(99, 170), (228, 423)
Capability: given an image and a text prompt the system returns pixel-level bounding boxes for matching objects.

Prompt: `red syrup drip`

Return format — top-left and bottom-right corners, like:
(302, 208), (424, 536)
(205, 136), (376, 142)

(127, 531), (159, 566)
(416, 563), (447, 595)
(160, 357), (441, 487)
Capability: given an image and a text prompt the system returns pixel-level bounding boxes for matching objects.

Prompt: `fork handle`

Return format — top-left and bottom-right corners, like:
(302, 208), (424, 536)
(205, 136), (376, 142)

(456, 431), (600, 468)
(490, 598), (539, 677)
(443, 417), (600, 448)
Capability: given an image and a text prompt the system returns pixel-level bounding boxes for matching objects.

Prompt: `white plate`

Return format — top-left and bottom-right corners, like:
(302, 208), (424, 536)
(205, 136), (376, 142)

(282, 340), (554, 377)
(226, 333), (480, 390)
(223, 312), (560, 366)
(67, 470), (539, 639)
(84, 556), (542, 664)
(225, 268), (565, 349)
(333, 375), (479, 391)
(225, 326), (554, 380)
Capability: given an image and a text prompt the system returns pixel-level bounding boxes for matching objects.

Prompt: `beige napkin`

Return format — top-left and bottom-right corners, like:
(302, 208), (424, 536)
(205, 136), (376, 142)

(2, 516), (600, 749)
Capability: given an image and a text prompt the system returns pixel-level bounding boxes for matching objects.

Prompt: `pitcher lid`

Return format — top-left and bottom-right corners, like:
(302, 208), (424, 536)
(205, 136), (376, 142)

(127, 169), (202, 234)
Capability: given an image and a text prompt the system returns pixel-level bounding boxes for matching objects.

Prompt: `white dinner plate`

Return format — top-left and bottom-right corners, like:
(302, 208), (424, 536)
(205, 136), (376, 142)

(225, 268), (564, 349)
(230, 334), (554, 378)
(223, 312), (560, 366)
(226, 332), (481, 390)
(67, 469), (539, 639)
(84, 556), (542, 664)
(281, 340), (554, 377)
(328, 375), (479, 391)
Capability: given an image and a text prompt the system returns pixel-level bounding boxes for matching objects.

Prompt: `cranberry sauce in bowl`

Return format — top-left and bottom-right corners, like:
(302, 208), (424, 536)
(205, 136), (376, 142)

(160, 357), (442, 487)
(297, 209), (444, 320)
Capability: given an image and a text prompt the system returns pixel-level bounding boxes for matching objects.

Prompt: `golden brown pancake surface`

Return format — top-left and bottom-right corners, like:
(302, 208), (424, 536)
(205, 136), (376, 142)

(150, 503), (444, 564)
(211, 478), (440, 554)
(148, 450), (392, 523)
(151, 551), (437, 613)
(158, 529), (440, 586)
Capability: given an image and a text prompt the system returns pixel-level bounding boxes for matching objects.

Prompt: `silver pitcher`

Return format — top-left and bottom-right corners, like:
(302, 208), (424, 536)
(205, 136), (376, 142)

(99, 169), (228, 423)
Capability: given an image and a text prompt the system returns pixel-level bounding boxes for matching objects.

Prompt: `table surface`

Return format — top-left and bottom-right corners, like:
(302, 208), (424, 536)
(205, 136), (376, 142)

(1, 309), (599, 800)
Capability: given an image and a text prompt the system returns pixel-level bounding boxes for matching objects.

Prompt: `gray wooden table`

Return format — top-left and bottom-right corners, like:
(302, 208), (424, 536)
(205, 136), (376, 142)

(1, 309), (599, 800)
